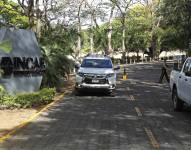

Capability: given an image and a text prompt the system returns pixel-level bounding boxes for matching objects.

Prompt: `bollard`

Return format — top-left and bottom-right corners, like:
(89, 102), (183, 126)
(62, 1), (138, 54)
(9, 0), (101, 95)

(122, 66), (128, 80)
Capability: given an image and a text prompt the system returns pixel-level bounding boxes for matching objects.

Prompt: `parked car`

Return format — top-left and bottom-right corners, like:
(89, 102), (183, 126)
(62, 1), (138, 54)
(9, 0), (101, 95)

(170, 57), (191, 111)
(75, 54), (120, 94)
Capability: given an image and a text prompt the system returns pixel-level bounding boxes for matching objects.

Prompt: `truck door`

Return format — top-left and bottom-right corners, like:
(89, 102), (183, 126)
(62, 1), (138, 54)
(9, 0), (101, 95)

(179, 60), (191, 103)
(183, 60), (191, 103)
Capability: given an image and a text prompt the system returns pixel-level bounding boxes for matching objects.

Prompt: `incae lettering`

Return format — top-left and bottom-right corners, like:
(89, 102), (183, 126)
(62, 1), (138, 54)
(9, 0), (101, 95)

(0, 57), (13, 75)
(26, 57), (34, 69)
(34, 57), (40, 69)
(0, 57), (46, 76)
(13, 57), (28, 70)
(40, 58), (46, 69)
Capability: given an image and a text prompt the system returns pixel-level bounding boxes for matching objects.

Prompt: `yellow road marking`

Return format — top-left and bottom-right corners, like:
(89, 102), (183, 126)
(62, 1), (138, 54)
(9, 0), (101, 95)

(130, 95), (135, 101)
(135, 107), (142, 117)
(144, 127), (160, 149)
(0, 93), (64, 143)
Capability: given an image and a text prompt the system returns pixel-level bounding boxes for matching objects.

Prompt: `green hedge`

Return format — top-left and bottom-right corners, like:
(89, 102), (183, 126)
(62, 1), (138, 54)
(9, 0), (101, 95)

(0, 87), (56, 109)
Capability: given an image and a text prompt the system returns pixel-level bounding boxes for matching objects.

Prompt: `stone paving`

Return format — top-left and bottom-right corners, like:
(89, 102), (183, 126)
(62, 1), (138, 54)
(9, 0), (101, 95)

(1, 62), (191, 150)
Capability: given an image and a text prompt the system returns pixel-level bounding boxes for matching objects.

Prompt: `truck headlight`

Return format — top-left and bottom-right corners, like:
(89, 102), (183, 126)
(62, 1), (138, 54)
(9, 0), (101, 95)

(77, 72), (84, 77)
(107, 73), (114, 78)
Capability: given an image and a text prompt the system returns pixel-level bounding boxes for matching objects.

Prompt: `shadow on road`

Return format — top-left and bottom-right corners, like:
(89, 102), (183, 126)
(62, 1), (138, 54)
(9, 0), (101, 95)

(1, 63), (191, 150)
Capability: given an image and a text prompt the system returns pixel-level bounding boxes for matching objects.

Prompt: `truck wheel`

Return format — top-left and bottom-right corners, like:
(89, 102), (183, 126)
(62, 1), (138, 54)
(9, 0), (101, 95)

(172, 88), (183, 111)
(74, 88), (80, 96)
(108, 89), (115, 97)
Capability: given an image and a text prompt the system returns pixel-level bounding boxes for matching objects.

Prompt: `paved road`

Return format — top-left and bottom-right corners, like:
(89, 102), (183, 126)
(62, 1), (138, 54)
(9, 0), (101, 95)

(1, 62), (191, 150)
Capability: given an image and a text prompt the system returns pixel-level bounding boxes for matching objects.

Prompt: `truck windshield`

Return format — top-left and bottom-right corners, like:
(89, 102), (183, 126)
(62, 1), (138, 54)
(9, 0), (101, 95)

(81, 59), (112, 68)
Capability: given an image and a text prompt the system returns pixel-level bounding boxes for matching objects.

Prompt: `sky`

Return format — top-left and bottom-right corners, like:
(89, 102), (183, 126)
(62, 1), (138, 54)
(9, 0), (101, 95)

(11, 0), (142, 29)
(12, 0), (110, 28)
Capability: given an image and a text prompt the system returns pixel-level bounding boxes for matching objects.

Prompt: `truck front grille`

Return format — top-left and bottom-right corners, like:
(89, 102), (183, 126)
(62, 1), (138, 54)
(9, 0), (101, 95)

(84, 78), (107, 84)
(83, 74), (107, 84)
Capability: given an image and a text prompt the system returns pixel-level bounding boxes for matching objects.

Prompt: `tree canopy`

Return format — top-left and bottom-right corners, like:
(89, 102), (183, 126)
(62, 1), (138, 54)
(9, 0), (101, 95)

(0, 0), (28, 28)
(1, 0), (190, 87)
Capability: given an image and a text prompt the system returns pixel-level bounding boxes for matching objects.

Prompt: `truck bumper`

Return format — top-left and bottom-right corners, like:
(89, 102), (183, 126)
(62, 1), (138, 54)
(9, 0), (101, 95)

(75, 83), (115, 90)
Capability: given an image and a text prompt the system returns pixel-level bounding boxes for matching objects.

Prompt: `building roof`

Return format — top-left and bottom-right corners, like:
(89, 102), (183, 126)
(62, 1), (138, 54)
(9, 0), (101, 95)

(159, 50), (186, 58)
(84, 53), (111, 60)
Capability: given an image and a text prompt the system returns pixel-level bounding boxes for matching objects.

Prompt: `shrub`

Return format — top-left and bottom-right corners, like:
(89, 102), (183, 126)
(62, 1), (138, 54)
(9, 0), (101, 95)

(0, 85), (7, 100)
(39, 88), (56, 104)
(40, 47), (74, 88)
(14, 92), (41, 108)
(0, 88), (56, 109)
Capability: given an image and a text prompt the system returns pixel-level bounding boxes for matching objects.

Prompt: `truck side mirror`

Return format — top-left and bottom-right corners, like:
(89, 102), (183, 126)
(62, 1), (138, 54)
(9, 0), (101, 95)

(114, 66), (120, 71)
(75, 64), (80, 70)
(185, 71), (191, 77)
(173, 62), (179, 71)
(75, 64), (80, 73)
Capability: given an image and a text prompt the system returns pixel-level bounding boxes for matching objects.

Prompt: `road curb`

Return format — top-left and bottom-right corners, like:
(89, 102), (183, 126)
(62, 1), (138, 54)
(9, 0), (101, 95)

(0, 93), (64, 143)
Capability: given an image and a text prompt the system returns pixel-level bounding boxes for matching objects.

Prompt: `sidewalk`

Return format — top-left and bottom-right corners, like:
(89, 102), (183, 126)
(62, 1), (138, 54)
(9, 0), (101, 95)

(0, 109), (37, 137)
(0, 75), (74, 139)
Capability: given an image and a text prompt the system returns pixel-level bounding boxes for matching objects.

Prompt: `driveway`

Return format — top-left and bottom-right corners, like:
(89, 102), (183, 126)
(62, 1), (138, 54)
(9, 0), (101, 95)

(1, 62), (191, 150)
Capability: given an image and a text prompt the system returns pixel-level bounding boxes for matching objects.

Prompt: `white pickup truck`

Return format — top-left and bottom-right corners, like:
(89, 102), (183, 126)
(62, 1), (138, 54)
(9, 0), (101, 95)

(75, 54), (120, 95)
(170, 57), (191, 111)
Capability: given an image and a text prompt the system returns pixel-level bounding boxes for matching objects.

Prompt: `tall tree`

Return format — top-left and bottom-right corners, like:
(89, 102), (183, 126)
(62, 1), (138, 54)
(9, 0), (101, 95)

(159, 0), (191, 51)
(17, 0), (36, 29)
(145, 0), (161, 58)
(107, 3), (115, 55)
(0, 0), (28, 28)
(110, 0), (142, 56)
(17, 0), (61, 37)
(84, 0), (100, 53)
(76, 0), (85, 59)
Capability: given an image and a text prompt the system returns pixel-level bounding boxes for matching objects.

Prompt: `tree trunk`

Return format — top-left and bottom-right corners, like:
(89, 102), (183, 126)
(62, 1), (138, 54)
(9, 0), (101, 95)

(77, 25), (81, 59)
(148, 0), (161, 59)
(43, 0), (49, 32)
(28, 0), (35, 30)
(107, 6), (115, 56)
(107, 25), (112, 55)
(136, 51), (139, 62)
(77, 1), (83, 60)
(151, 34), (157, 58)
(35, 0), (41, 38)
(121, 13), (126, 53)
(90, 32), (94, 53)
(90, 15), (94, 53)
(122, 26), (126, 52)
(36, 18), (41, 38)
(17, 0), (38, 33)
